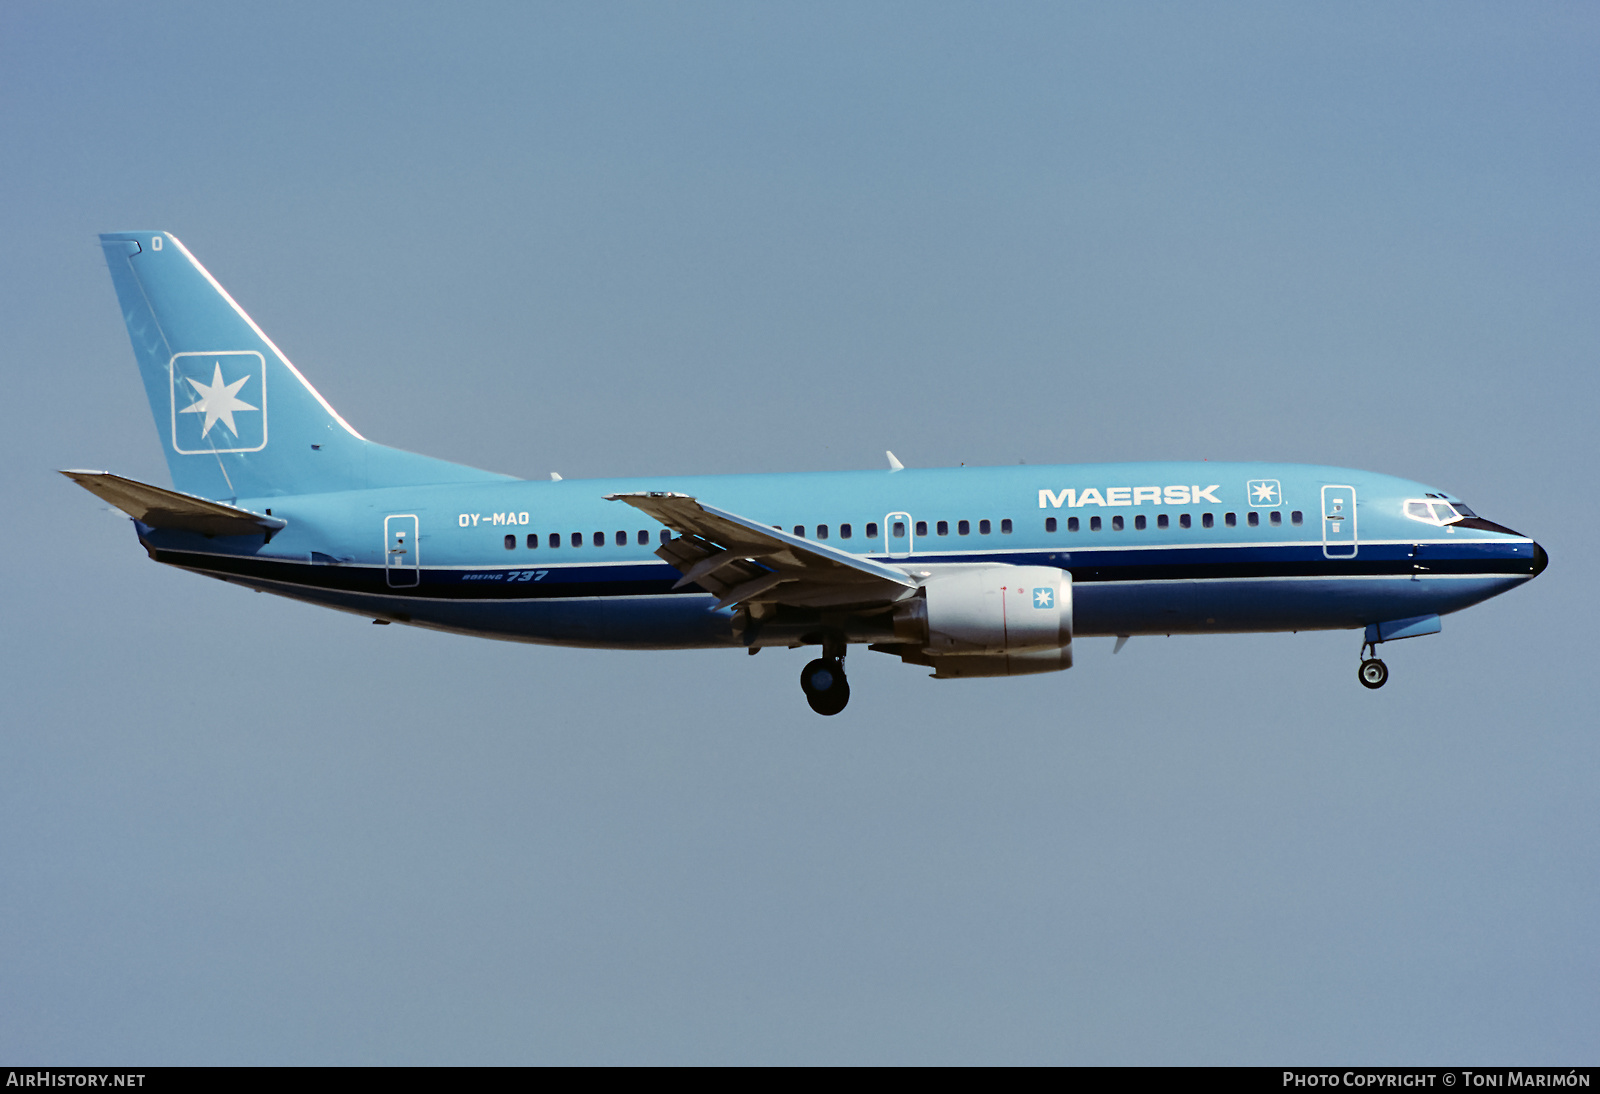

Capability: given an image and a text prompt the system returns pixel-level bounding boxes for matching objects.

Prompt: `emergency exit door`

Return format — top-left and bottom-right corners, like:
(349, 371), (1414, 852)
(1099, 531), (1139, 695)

(885, 511), (913, 558)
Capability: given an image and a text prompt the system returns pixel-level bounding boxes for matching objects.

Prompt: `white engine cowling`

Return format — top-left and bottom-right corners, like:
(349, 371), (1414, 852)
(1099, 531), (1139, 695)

(892, 565), (1072, 676)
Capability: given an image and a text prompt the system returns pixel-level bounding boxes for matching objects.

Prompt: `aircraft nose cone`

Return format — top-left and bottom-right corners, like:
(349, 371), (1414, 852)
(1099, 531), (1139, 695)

(1532, 542), (1548, 577)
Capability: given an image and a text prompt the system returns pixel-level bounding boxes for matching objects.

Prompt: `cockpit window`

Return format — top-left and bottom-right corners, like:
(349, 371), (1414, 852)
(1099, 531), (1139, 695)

(1405, 498), (1463, 526)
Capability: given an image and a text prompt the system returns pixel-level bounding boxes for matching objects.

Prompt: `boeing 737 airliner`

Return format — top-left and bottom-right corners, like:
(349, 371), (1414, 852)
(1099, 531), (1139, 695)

(68, 232), (1546, 714)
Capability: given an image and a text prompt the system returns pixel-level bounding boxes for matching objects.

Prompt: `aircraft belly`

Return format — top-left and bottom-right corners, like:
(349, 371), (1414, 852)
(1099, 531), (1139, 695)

(250, 579), (738, 649)
(155, 549), (739, 649)
(1074, 574), (1529, 637)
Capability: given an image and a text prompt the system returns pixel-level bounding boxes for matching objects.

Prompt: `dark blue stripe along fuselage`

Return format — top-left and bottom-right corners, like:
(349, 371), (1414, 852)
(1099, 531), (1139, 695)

(136, 462), (1544, 650)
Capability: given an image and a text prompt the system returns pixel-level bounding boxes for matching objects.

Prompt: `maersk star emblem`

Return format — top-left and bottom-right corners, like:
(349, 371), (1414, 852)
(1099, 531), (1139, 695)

(169, 350), (267, 453)
(1033, 587), (1054, 608)
(1246, 479), (1281, 507)
(180, 362), (257, 438)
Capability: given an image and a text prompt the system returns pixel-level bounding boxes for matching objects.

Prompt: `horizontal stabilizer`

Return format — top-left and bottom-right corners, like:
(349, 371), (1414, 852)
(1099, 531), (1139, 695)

(61, 470), (286, 537)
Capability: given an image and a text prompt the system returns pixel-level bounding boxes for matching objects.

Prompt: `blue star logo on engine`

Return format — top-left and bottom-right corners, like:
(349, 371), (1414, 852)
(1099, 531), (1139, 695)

(169, 351), (267, 454)
(1033, 587), (1054, 608)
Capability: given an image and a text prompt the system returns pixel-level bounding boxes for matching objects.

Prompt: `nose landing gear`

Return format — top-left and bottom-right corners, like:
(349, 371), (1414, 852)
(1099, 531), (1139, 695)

(1358, 657), (1389, 689)
(1358, 640), (1388, 690)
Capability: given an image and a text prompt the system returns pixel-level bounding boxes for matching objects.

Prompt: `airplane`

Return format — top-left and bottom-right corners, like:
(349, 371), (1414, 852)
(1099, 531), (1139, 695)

(66, 231), (1547, 715)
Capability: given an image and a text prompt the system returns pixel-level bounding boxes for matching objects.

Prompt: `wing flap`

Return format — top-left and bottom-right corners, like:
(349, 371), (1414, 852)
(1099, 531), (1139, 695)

(608, 491), (917, 610)
(61, 470), (287, 538)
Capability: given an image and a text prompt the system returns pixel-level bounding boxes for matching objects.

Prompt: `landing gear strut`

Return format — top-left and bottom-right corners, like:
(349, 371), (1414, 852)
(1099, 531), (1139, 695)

(800, 632), (850, 716)
(1358, 640), (1388, 690)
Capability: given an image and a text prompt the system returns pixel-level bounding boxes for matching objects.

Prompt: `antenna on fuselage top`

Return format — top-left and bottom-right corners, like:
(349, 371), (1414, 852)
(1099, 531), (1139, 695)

(886, 451), (904, 472)
(550, 472), (563, 481)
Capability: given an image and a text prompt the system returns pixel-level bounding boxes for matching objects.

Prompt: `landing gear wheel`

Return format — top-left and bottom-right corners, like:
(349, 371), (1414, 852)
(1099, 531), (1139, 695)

(1358, 658), (1389, 690)
(801, 657), (850, 716)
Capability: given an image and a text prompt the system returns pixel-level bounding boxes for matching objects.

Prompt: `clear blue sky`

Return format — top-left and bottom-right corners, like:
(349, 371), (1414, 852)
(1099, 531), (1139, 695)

(1, 1), (1594, 1063)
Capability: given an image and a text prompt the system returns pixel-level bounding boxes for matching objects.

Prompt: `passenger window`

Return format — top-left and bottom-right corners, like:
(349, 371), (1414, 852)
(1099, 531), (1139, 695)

(637, 530), (649, 545)
(817, 525), (829, 540)
(660, 529), (672, 544)
(571, 532), (582, 547)
(866, 522), (879, 539)
(793, 525), (805, 538)
(1157, 514), (1169, 529)
(612, 531), (623, 545)
(1068, 516), (1080, 532)
(1225, 512), (1237, 527)
(915, 520), (927, 537)
(1090, 516), (1102, 532)
(958, 520), (970, 536)
(979, 519), (991, 535)
(937, 520), (949, 536)
(1134, 515), (1146, 530)
(593, 531), (604, 547)
(504, 534), (515, 550)
(1291, 511), (1303, 525)
(1000, 518), (1012, 534)
(840, 523), (853, 540)
(1044, 517), (1056, 533)
(527, 534), (538, 549)
(1270, 511), (1282, 526)
(1202, 513), (1214, 529)
(890, 521), (904, 539)
(1179, 514), (1191, 529)
(1111, 515), (1124, 531)
(1247, 512), (1259, 527)
(550, 533), (561, 549)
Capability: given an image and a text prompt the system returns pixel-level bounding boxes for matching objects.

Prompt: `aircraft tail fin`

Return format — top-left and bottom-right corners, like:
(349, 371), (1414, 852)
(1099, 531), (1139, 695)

(97, 232), (513, 500)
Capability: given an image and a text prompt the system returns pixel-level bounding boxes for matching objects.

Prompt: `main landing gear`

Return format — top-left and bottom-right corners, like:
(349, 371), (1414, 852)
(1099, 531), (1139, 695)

(801, 658), (850, 715)
(799, 632), (850, 716)
(1358, 640), (1388, 690)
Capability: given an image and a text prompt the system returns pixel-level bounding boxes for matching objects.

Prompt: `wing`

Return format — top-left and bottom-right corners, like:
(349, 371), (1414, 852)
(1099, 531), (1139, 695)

(61, 470), (287, 538)
(606, 492), (918, 610)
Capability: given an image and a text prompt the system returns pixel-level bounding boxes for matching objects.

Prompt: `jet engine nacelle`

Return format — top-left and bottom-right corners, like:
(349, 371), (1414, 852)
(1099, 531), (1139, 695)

(891, 565), (1073, 676)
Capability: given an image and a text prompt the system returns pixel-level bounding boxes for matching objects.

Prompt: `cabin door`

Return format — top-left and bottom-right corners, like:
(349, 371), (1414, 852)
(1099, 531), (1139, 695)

(1321, 486), (1357, 559)
(385, 514), (420, 587)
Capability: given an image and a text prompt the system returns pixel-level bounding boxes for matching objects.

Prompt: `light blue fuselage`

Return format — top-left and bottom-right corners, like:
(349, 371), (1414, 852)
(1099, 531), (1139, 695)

(140, 461), (1539, 649)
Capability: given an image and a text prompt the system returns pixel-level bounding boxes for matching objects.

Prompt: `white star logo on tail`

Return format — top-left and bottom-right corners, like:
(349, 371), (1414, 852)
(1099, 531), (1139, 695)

(180, 361), (257, 438)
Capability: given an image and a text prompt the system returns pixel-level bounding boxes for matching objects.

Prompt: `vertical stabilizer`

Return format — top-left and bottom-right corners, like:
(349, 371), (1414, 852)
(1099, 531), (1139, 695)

(98, 231), (513, 500)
